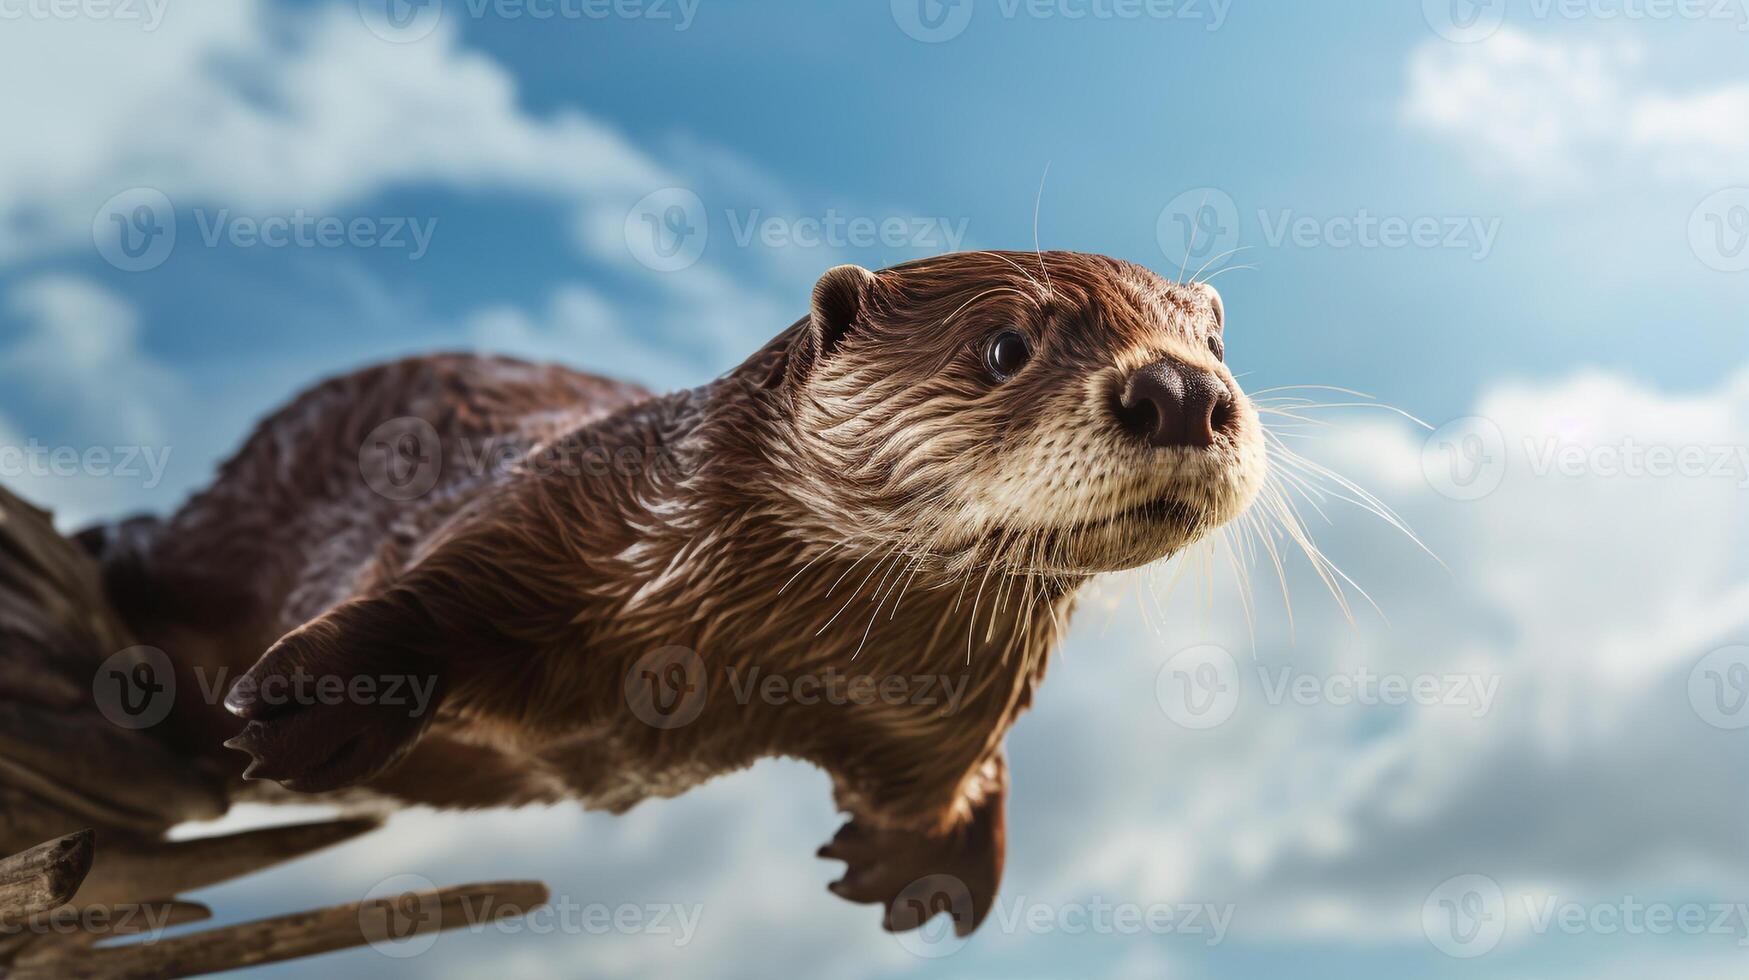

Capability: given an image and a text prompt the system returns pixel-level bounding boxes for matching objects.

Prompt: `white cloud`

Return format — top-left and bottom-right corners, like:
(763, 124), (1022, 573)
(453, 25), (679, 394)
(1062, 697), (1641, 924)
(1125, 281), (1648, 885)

(2, 275), (181, 444)
(161, 362), (1749, 977)
(0, 276), (184, 527)
(1021, 363), (1749, 953)
(1403, 28), (1749, 186)
(0, 1), (671, 262)
(465, 266), (796, 392)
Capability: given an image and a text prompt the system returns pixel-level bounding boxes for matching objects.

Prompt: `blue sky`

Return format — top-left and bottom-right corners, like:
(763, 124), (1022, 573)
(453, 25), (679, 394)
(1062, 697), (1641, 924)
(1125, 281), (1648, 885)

(2, 1), (1749, 978)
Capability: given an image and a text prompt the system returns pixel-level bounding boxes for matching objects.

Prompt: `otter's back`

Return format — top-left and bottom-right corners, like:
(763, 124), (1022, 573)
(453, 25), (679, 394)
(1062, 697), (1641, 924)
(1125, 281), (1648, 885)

(137, 353), (650, 647)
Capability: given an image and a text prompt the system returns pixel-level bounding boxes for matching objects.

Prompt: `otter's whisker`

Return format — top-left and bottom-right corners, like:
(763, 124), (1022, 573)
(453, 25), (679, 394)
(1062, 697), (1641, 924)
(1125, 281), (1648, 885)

(853, 547), (912, 659)
(1033, 162), (1055, 299)
(1264, 401), (1434, 430)
(778, 538), (847, 596)
(1265, 435), (1441, 568)
(980, 251), (1049, 300)
(1186, 244), (1254, 286)
(1196, 263), (1259, 287)
(1178, 189), (1214, 282)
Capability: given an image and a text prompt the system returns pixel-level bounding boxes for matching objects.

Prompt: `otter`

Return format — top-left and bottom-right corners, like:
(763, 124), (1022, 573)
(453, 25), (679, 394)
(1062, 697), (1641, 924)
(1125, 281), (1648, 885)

(93, 251), (1265, 936)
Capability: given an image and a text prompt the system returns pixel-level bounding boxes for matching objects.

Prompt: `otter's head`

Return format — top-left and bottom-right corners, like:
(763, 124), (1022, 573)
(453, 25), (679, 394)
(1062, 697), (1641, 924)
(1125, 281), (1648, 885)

(755, 250), (1266, 577)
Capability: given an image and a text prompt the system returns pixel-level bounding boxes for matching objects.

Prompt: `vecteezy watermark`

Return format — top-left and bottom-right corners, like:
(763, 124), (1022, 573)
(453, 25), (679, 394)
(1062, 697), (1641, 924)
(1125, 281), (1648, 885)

(891, 0), (1231, 42)
(1157, 190), (1502, 265)
(624, 187), (709, 272)
(0, 902), (184, 945)
(1524, 437), (1749, 484)
(357, 416), (689, 502)
(1424, 417), (1749, 501)
(1256, 666), (1499, 717)
(221, 667), (440, 719)
(93, 646), (177, 730)
(722, 666), (969, 714)
(358, 0), (699, 42)
(359, 875), (701, 958)
(94, 189), (438, 270)
(1426, 0), (1749, 41)
(988, 896), (1233, 943)
(622, 187), (971, 272)
(1155, 644), (1241, 729)
(1424, 874), (1749, 957)
(1421, 0), (1509, 41)
(625, 645), (710, 729)
(1156, 645), (1501, 729)
(1519, 894), (1749, 945)
(0, 0), (169, 29)
(1690, 645), (1749, 730)
(1690, 189), (1749, 273)
(1257, 209), (1501, 261)
(623, 645), (973, 729)
(93, 188), (176, 272)
(725, 210), (971, 253)
(193, 209), (438, 260)
(0, 440), (172, 489)
(93, 649), (440, 731)
(1423, 874), (1508, 957)
(1157, 187), (1242, 274)
(1422, 416), (1508, 502)
(891, 873), (1234, 958)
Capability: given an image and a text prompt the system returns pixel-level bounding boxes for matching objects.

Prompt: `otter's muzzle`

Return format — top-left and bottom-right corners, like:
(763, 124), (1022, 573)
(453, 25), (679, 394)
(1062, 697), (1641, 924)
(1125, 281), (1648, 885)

(1113, 358), (1235, 448)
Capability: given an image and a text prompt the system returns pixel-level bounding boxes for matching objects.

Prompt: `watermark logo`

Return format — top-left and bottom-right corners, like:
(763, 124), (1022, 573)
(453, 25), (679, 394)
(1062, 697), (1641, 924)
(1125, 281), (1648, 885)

(1258, 209), (1500, 260)
(0, 0), (170, 28)
(192, 209), (438, 260)
(891, 0), (976, 41)
(1156, 644), (1240, 729)
(1690, 645), (1749, 730)
(1422, 415), (1507, 501)
(891, 874), (975, 958)
(1158, 189), (1501, 264)
(359, 0), (446, 43)
(1424, 874), (1507, 957)
(92, 645), (177, 731)
(1158, 654), (1501, 728)
(359, 417), (444, 502)
(624, 645), (708, 729)
(360, 874), (443, 957)
(0, 901), (183, 944)
(725, 210), (970, 251)
(625, 188), (708, 272)
(0, 441), (172, 489)
(1690, 188), (1749, 273)
(1423, 0), (1508, 41)
(895, 0), (1230, 39)
(1157, 187), (1241, 273)
(94, 188), (176, 272)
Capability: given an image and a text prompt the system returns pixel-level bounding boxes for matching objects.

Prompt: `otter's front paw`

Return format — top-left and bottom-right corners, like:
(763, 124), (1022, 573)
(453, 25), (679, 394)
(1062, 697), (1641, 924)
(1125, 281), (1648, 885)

(222, 619), (447, 793)
(817, 811), (1005, 937)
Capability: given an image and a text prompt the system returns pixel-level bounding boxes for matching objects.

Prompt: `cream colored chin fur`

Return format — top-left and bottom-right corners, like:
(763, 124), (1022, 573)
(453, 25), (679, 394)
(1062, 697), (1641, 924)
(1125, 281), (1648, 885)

(870, 362), (1265, 576)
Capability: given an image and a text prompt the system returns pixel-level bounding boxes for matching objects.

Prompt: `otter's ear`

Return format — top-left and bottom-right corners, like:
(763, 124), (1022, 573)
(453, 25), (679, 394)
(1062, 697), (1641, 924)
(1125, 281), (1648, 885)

(807, 264), (876, 362)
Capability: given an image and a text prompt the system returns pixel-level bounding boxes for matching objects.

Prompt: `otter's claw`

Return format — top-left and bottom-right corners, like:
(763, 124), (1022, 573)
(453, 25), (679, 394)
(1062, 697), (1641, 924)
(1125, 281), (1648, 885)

(222, 621), (446, 793)
(817, 815), (1003, 937)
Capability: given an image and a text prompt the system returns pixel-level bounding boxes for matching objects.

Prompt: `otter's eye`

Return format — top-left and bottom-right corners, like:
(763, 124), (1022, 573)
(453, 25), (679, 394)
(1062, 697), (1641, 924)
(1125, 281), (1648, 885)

(984, 330), (1032, 381)
(1207, 335), (1225, 361)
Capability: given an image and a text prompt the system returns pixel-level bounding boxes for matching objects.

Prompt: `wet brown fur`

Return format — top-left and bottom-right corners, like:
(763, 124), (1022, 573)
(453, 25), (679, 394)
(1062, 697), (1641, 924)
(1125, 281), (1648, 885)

(96, 251), (1261, 934)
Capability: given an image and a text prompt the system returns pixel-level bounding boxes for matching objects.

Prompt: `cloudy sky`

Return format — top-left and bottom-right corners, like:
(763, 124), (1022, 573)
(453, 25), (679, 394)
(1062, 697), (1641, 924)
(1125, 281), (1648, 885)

(3, 1), (1747, 977)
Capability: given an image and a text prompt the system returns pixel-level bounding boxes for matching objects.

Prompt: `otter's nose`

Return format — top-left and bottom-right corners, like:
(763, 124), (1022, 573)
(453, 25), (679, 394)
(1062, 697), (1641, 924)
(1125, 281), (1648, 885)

(1114, 359), (1235, 448)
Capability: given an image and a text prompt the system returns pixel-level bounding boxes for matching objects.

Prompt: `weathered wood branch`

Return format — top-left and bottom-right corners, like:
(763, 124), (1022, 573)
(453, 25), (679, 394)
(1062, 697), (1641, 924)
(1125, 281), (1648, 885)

(0, 486), (552, 976)
(0, 832), (93, 922)
(7, 881), (550, 980)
